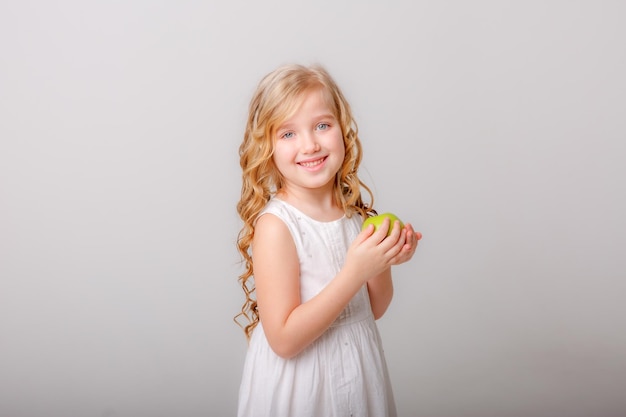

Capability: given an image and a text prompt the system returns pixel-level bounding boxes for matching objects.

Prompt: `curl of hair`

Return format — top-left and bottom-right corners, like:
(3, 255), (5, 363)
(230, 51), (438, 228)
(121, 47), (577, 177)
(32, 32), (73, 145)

(234, 64), (377, 339)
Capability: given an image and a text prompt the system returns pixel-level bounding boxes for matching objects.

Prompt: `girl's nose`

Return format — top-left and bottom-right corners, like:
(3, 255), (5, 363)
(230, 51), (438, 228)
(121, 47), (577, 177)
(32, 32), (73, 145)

(301, 133), (320, 153)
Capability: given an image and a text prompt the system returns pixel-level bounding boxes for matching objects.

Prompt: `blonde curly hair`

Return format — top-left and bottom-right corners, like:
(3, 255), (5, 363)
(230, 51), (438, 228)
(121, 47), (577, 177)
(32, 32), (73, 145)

(235, 64), (376, 339)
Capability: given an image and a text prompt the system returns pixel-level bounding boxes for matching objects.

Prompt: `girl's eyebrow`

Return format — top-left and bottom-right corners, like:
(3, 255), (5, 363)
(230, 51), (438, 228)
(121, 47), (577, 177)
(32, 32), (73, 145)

(315, 113), (336, 120)
(277, 113), (336, 130)
(276, 122), (294, 132)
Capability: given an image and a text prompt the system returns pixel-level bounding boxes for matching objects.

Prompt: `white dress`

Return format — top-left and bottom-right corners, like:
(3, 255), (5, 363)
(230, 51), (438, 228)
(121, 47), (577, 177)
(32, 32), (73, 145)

(237, 198), (397, 417)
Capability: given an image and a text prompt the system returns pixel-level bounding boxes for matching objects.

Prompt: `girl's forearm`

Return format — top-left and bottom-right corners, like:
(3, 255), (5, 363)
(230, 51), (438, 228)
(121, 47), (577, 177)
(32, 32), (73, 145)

(267, 265), (365, 359)
(366, 268), (394, 320)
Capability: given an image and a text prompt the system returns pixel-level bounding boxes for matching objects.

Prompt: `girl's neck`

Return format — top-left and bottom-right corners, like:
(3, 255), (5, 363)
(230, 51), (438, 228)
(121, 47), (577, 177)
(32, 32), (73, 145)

(276, 188), (344, 222)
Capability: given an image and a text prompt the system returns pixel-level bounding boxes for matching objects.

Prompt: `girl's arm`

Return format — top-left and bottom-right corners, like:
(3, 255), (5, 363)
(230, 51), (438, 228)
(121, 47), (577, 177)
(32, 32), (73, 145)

(367, 223), (421, 320)
(367, 268), (393, 320)
(253, 214), (407, 359)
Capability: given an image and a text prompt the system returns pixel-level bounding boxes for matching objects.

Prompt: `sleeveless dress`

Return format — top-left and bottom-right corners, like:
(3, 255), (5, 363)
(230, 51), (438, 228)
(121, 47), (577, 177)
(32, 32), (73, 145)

(237, 198), (397, 417)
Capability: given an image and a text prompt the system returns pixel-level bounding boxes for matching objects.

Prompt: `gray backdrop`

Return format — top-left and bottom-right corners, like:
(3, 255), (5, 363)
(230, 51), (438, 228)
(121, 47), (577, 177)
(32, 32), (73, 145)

(1, 1), (625, 416)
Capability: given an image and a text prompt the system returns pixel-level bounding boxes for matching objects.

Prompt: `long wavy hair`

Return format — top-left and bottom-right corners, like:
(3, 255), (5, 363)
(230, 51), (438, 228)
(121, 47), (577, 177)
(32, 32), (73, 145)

(235, 64), (376, 339)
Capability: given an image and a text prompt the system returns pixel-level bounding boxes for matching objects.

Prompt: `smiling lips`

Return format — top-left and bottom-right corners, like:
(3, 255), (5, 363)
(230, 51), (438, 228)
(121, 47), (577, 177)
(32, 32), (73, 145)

(298, 156), (327, 168)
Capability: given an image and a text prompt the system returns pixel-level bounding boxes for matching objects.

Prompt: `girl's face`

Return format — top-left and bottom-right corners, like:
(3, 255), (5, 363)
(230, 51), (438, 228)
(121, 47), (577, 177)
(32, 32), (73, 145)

(272, 88), (345, 196)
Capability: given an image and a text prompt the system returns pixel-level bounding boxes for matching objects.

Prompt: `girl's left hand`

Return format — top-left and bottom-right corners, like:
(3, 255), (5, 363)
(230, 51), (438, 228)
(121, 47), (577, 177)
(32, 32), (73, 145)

(391, 223), (421, 265)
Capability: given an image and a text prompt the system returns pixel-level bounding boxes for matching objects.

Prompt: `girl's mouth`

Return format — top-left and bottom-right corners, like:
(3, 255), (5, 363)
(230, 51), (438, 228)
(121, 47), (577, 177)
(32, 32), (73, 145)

(298, 157), (327, 168)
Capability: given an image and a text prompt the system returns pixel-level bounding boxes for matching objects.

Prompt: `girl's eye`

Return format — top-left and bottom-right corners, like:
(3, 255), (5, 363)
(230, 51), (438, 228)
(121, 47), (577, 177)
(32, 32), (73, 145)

(281, 132), (295, 139)
(317, 123), (329, 131)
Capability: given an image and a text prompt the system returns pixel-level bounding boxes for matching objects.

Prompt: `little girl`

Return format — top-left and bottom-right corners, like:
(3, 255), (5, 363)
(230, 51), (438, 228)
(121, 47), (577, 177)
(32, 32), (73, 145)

(235, 63), (421, 417)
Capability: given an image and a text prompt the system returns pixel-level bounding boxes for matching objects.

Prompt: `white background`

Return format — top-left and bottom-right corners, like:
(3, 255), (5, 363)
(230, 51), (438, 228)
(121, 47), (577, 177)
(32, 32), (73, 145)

(1, 1), (625, 416)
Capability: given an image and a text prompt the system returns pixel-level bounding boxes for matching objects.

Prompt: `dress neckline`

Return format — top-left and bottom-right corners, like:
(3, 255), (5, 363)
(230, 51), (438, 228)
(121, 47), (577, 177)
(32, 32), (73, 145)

(273, 198), (347, 225)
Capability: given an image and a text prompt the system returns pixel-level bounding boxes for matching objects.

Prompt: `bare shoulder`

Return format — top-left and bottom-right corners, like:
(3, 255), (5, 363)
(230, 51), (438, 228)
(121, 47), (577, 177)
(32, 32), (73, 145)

(253, 213), (298, 265)
(254, 212), (291, 244)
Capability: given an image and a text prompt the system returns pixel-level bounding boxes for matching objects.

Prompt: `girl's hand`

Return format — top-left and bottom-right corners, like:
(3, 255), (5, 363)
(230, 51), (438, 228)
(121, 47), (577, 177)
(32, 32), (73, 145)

(345, 217), (419, 281)
(391, 223), (421, 265)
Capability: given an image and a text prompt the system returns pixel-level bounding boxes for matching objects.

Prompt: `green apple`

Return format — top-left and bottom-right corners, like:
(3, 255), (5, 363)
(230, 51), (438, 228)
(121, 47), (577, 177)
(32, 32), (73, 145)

(362, 212), (404, 236)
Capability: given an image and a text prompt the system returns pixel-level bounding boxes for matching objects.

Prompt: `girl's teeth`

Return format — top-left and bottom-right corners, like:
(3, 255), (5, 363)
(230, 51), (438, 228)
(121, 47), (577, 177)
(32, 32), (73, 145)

(300, 158), (323, 167)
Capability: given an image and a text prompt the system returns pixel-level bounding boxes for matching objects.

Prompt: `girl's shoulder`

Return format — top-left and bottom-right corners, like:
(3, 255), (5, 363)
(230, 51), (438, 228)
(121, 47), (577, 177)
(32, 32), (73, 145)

(256, 198), (299, 230)
(260, 197), (291, 218)
(254, 199), (304, 249)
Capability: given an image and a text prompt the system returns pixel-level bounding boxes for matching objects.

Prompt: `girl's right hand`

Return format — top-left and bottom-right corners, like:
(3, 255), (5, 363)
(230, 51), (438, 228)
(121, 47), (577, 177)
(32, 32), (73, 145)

(344, 217), (407, 282)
